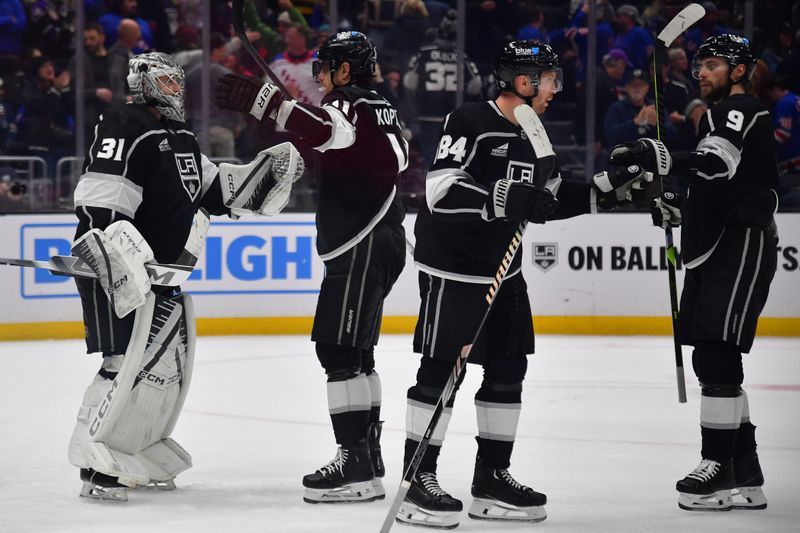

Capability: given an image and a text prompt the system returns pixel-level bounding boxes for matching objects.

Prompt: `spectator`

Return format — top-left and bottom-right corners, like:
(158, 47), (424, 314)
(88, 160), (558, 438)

(668, 47), (697, 98)
(552, 0), (615, 85)
(269, 24), (321, 106)
(683, 98), (707, 135)
(658, 50), (692, 150)
(517, 5), (548, 42)
(68, 23), (112, 137)
(13, 56), (73, 175)
(244, 0), (309, 62)
(0, 77), (16, 153)
(768, 76), (800, 183)
(172, 24), (260, 72)
(604, 68), (673, 147)
(24, 0), (74, 66)
(185, 33), (241, 158)
(108, 19), (141, 104)
(593, 48), (630, 146)
(313, 23), (331, 51)
(684, 2), (732, 61)
(98, 0), (154, 53)
(761, 23), (795, 75)
(383, 0), (432, 72)
(403, 9), (482, 170)
(612, 4), (653, 71)
(0, 0), (27, 77)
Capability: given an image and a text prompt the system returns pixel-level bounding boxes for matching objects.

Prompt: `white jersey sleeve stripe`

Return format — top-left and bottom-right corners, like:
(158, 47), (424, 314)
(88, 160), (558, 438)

(426, 168), (483, 211)
(696, 135), (741, 179)
(199, 154), (219, 197)
(388, 133), (409, 172)
(74, 172), (143, 218)
(316, 105), (356, 152)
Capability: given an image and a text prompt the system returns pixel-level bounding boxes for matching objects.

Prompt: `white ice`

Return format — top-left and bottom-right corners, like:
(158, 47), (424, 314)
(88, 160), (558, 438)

(1, 335), (798, 532)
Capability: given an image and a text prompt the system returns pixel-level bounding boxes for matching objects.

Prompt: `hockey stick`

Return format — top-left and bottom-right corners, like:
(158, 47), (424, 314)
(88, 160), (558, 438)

(1, 209), (210, 287)
(652, 3), (705, 404)
(231, 0), (291, 96)
(380, 104), (550, 532)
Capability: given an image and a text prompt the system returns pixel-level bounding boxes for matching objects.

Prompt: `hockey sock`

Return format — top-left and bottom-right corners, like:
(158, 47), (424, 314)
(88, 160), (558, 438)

(367, 370), (381, 424)
(404, 439), (442, 473)
(405, 382), (455, 472)
(474, 379), (522, 469)
(700, 384), (744, 461)
(735, 390), (757, 457)
(327, 372), (371, 446)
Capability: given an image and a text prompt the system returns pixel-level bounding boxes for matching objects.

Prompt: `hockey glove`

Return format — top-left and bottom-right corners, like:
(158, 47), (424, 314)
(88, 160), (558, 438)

(489, 179), (558, 224)
(651, 191), (682, 228)
(592, 164), (651, 209)
(215, 74), (285, 121)
(609, 138), (672, 177)
(71, 221), (154, 319)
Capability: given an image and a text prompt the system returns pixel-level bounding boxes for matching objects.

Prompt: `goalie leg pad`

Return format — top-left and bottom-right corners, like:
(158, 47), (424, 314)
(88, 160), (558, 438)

(72, 292), (195, 487)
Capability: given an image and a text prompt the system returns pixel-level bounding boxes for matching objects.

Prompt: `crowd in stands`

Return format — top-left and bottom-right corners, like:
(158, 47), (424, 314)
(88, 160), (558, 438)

(0, 0), (798, 211)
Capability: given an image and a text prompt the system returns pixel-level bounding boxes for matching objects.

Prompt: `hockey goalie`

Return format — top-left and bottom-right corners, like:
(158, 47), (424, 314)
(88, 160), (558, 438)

(67, 52), (304, 501)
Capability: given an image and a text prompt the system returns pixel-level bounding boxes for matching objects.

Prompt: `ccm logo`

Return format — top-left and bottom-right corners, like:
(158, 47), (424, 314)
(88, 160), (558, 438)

(107, 275), (128, 294)
(89, 380), (119, 436)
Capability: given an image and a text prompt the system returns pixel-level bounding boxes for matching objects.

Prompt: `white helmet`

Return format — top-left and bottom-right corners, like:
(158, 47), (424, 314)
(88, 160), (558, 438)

(127, 52), (186, 122)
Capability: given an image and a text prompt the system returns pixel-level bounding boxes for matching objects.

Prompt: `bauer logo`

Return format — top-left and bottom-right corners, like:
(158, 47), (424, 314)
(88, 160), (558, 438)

(532, 243), (558, 272)
(18, 217), (323, 299)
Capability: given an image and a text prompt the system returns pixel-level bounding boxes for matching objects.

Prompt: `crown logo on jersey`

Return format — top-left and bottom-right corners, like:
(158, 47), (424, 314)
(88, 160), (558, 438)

(158, 138), (171, 152)
(491, 143), (509, 157)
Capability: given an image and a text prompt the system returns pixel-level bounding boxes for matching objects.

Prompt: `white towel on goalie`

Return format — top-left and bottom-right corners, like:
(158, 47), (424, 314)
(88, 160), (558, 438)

(220, 142), (305, 216)
(71, 220), (154, 318)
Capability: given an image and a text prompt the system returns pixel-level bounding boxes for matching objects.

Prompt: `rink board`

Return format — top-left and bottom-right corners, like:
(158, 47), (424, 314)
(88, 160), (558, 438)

(0, 212), (797, 340)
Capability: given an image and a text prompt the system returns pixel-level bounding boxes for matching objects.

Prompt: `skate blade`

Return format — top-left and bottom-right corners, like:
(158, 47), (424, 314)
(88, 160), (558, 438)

(80, 482), (128, 502)
(468, 497), (547, 522)
(395, 501), (460, 529)
(372, 477), (386, 500)
(303, 480), (377, 504)
(135, 479), (177, 491)
(677, 489), (732, 511)
(732, 486), (767, 510)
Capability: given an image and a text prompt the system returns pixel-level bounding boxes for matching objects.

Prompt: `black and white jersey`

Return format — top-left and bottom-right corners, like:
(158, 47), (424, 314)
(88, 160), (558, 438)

(414, 101), (592, 282)
(404, 41), (482, 122)
(277, 84), (408, 260)
(73, 103), (226, 263)
(675, 94), (779, 267)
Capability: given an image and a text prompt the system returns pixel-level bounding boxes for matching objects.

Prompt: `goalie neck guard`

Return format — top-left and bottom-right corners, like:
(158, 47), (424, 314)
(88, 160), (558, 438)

(128, 52), (186, 122)
(312, 31), (377, 88)
(494, 40), (562, 102)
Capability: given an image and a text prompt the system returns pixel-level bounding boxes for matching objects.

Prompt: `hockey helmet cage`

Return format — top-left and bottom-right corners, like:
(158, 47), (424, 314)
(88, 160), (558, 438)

(312, 31), (377, 86)
(494, 40), (562, 94)
(691, 34), (757, 81)
(128, 52), (186, 122)
(439, 9), (458, 41)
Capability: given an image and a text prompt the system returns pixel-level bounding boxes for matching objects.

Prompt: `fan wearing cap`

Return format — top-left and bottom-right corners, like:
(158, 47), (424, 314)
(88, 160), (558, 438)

(604, 68), (677, 147)
(612, 34), (779, 512)
(612, 4), (654, 70)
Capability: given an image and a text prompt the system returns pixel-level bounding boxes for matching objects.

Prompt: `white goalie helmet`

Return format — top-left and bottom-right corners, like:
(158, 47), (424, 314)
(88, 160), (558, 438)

(127, 52), (186, 122)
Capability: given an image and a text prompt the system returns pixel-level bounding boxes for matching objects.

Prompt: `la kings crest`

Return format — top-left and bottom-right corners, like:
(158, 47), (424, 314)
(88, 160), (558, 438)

(532, 242), (558, 272)
(174, 153), (200, 201)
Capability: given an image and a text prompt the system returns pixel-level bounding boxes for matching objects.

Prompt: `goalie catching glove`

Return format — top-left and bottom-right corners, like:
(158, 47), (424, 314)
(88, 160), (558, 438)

(219, 142), (305, 217)
(71, 221), (154, 319)
(651, 191), (682, 228)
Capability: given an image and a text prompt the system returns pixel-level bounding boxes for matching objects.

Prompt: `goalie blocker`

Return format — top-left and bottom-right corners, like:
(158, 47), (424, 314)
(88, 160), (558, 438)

(68, 290), (196, 501)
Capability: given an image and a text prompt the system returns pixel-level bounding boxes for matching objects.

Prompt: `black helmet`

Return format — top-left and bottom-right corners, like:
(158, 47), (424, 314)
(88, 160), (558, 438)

(493, 40), (561, 94)
(692, 34), (756, 81)
(439, 9), (458, 41)
(313, 31), (377, 86)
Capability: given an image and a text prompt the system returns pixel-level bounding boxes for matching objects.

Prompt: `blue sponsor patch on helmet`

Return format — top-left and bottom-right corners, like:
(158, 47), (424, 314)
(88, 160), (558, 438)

(532, 47), (539, 55)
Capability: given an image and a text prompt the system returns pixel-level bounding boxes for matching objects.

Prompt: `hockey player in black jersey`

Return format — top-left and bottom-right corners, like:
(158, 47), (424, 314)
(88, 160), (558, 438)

(396, 40), (655, 528)
(68, 52), (303, 501)
(632, 34), (777, 512)
(215, 32), (407, 504)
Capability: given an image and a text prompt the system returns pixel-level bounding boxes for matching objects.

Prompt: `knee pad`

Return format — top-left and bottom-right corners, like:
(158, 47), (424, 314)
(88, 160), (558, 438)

(316, 342), (362, 379)
(692, 341), (743, 385)
(69, 292), (194, 487)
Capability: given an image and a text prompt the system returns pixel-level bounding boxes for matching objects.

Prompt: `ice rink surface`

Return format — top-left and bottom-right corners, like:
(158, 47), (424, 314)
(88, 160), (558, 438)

(1, 334), (798, 532)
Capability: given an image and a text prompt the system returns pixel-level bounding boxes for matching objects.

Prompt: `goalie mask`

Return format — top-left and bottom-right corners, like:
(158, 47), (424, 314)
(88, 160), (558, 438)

(494, 40), (563, 102)
(128, 52), (186, 122)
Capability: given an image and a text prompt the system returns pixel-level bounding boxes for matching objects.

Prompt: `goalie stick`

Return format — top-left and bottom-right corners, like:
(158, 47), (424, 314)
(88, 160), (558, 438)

(379, 104), (551, 532)
(651, 3), (706, 404)
(0, 209), (210, 287)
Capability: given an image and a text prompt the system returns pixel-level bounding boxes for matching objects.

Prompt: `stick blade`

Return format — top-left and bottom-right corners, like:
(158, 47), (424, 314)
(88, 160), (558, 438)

(512, 104), (555, 158)
(657, 3), (706, 46)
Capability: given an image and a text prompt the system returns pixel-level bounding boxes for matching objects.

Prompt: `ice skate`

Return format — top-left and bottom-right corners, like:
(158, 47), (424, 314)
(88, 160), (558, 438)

(396, 471), (463, 529)
(732, 452), (767, 510)
(676, 459), (735, 511)
(368, 422), (386, 499)
(468, 461), (546, 522)
(302, 444), (377, 503)
(79, 468), (128, 502)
